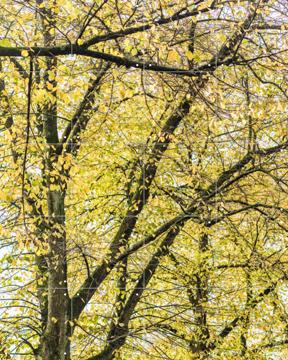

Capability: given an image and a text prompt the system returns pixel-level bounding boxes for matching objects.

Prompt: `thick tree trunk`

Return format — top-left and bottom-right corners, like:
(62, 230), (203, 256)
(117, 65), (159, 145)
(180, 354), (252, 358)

(35, 3), (70, 358)
(41, 190), (69, 360)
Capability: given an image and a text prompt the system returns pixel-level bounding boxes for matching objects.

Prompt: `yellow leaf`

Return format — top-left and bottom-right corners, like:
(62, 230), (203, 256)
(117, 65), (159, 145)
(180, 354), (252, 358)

(186, 50), (194, 61)
(168, 49), (180, 63)
(46, 82), (54, 90)
(0, 190), (13, 202)
(21, 50), (29, 57)
(198, 0), (213, 10)
(63, 162), (70, 171)
(0, 39), (11, 47)
(219, 34), (227, 43)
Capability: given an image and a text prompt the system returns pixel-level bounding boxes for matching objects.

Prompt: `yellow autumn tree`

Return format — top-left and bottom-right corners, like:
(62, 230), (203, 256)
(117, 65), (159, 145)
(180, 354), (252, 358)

(0, 1), (288, 359)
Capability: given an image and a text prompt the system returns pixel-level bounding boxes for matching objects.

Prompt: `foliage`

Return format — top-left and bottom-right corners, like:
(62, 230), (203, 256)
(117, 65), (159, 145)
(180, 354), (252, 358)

(0, 0), (288, 359)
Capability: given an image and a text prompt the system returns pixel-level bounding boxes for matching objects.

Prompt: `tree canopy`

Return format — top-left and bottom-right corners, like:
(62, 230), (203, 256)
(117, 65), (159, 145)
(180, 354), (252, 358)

(0, 0), (288, 359)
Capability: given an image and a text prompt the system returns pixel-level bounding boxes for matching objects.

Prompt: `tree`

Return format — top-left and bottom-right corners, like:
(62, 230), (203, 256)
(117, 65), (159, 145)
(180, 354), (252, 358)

(0, 0), (288, 359)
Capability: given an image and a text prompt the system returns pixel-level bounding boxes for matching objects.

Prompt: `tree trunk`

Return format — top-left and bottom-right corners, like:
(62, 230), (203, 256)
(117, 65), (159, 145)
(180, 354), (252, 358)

(189, 234), (210, 359)
(41, 190), (69, 360)
(35, 3), (70, 358)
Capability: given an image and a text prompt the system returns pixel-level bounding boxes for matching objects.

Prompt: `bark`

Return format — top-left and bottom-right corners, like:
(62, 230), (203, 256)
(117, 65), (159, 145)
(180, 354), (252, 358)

(89, 225), (182, 360)
(68, 4), (261, 326)
(36, 2), (70, 358)
(189, 234), (210, 359)
(70, 82), (205, 322)
(40, 189), (68, 360)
